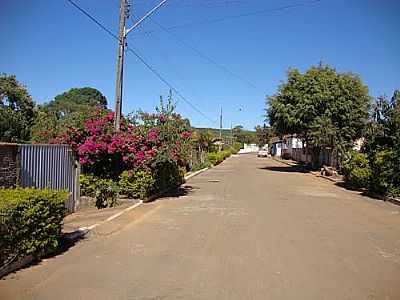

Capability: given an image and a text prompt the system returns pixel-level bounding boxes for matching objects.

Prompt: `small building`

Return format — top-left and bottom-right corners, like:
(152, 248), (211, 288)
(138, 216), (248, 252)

(270, 138), (283, 157)
(239, 143), (259, 154)
(282, 135), (303, 159)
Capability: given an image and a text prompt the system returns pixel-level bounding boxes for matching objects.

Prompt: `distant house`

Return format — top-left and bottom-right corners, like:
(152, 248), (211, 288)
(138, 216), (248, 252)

(239, 143), (259, 154)
(282, 135), (303, 159)
(275, 134), (365, 169)
(270, 138), (283, 157)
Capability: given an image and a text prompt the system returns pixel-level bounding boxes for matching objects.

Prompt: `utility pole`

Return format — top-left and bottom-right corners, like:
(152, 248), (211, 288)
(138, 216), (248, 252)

(114, 0), (168, 131)
(114, 0), (127, 131)
(219, 106), (223, 151)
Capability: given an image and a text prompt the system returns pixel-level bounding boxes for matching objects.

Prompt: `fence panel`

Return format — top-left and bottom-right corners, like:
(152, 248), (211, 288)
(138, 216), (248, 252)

(19, 145), (79, 213)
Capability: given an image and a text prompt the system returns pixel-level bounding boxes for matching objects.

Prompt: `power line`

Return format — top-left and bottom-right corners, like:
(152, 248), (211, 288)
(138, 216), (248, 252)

(150, 18), (261, 91)
(138, 25), (216, 118)
(65, 0), (216, 124)
(125, 46), (216, 124)
(141, 0), (321, 34)
(65, 0), (118, 40)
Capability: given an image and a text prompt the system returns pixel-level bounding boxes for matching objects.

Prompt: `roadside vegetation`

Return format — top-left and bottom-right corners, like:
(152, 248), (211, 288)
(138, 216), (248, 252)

(343, 92), (400, 198)
(267, 64), (370, 166)
(1, 73), (244, 212)
(266, 64), (400, 199)
(0, 188), (68, 267)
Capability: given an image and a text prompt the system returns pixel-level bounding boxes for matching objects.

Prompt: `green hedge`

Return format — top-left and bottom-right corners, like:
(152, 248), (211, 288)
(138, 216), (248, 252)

(0, 188), (68, 267)
(343, 150), (400, 197)
(369, 149), (400, 197)
(119, 169), (155, 199)
(207, 149), (232, 166)
(80, 174), (97, 197)
(342, 152), (371, 188)
(152, 159), (185, 193)
(94, 179), (119, 209)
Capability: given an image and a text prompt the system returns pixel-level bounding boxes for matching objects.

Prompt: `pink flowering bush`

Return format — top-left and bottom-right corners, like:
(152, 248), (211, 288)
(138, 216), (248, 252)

(53, 102), (192, 184)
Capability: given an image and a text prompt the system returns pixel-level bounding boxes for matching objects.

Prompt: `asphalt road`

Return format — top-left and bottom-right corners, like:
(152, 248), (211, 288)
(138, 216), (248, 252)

(1, 154), (400, 300)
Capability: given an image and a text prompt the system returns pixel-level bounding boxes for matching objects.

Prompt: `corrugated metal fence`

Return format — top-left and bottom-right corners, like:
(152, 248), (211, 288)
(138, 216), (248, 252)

(19, 145), (80, 213)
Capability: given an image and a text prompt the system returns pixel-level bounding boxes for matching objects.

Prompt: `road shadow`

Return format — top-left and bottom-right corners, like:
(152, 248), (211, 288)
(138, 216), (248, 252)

(1, 231), (86, 279)
(335, 181), (362, 191)
(259, 165), (310, 174)
(147, 184), (197, 203)
(334, 182), (387, 201)
(43, 231), (86, 259)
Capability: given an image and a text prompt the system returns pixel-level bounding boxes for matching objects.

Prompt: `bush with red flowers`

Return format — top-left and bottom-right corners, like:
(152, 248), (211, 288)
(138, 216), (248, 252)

(53, 99), (192, 202)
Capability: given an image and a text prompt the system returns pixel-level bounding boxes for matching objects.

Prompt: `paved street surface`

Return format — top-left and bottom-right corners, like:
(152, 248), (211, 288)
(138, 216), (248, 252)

(1, 154), (400, 300)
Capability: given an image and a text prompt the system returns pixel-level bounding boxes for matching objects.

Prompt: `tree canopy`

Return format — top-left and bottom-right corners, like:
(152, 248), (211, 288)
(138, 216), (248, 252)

(232, 125), (257, 144)
(255, 124), (272, 146)
(31, 87), (108, 143)
(267, 65), (370, 156)
(42, 87), (107, 117)
(0, 74), (35, 142)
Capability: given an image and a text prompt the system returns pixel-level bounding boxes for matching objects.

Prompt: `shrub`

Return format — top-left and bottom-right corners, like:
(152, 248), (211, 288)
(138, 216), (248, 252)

(95, 179), (119, 208)
(191, 160), (211, 171)
(0, 188), (68, 267)
(79, 174), (97, 197)
(207, 150), (232, 166)
(207, 152), (219, 165)
(342, 152), (371, 188)
(220, 150), (232, 160)
(119, 169), (155, 199)
(152, 158), (184, 193)
(369, 150), (400, 197)
(232, 142), (242, 153)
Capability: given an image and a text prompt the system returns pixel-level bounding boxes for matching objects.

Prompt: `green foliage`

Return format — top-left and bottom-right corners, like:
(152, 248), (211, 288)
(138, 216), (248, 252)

(233, 125), (258, 144)
(43, 87), (107, 117)
(119, 169), (155, 199)
(79, 174), (97, 197)
(31, 87), (108, 143)
(231, 142), (242, 153)
(0, 188), (68, 266)
(267, 65), (370, 159)
(151, 158), (184, 193)
(94, 179), (119, 209)
(190, 160), (212, 172)
(192, 130), (215, 152)
(342, 153), (371, 188)
(207, 149), (232, 165)
(369, 150), (399, 197)
(255, 125), (272, 146)
(0, 74), (35, 142)
(207, 152), (220, 166)
(362, 91), (400, 198)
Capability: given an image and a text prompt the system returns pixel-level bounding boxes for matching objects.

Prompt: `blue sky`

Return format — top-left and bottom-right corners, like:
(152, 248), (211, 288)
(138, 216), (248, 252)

(1, 0), (399, 130)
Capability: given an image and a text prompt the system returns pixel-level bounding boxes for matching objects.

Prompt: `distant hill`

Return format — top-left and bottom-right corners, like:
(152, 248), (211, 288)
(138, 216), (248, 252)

(193, 127), (257, 143)
(193, 127), (234, 138)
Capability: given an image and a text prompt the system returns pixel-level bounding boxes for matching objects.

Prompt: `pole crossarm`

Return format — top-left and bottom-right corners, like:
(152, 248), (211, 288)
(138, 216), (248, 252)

(125, 0), (168, 36)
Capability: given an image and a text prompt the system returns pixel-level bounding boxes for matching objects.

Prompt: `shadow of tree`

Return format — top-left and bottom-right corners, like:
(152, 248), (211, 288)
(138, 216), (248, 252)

(259, 165), (310, 174)
(334, 182), (385, 201)
(2, 231), (86, 278)
(146, 185), (197, 203)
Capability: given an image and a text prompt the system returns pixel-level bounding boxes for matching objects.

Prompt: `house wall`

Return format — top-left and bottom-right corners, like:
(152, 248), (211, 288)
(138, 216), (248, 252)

(0, 144), (19, 188)
(239, 143), (259, 153)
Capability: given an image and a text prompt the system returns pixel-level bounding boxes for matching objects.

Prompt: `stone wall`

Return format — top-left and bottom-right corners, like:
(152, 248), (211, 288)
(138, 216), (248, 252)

(0, 144), (19, 187)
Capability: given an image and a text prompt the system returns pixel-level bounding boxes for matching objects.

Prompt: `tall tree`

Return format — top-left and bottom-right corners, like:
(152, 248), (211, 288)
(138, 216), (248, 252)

(267, 65), (370, 161)
(363, 90), (400, 196)
(0, 74), (35, 142)
(31, 87), (108, 142)
(43, 87), (107, 118)
(255, 124), (272, 146)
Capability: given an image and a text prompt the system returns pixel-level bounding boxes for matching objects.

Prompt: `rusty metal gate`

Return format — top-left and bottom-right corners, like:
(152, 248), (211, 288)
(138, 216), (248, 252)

(19, 144), (80, 213)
